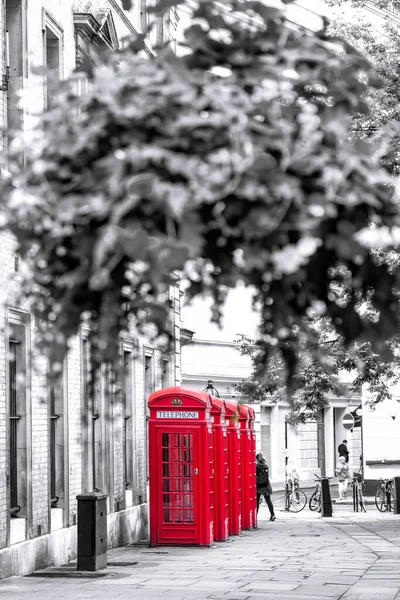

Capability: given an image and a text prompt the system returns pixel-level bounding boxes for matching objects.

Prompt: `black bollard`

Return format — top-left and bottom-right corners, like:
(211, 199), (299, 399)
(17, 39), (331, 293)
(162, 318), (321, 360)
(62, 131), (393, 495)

(320, 477), (332, 517)
(393, 478), (400, 514)
(76, 492), (108, 571)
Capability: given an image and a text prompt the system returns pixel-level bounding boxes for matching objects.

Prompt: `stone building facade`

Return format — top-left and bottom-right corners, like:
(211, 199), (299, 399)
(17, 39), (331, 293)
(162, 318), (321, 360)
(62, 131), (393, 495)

(0, 0), (179, 578)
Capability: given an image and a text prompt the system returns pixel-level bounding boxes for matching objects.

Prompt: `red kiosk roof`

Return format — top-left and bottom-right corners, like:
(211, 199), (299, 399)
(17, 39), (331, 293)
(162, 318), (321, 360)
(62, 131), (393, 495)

(209, 395), (226, 414)
(224, 399), (240, 417)
(148, 386), (210, 408)
(238, 403), (250, 420)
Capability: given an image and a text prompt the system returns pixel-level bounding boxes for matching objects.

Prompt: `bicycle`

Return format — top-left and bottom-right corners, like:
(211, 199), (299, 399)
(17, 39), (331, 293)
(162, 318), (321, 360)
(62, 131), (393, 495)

(309, 474), (332, 511)
(375, 478), (394, 512)
(284, 474), (307, 512)
(352, 473), (366, 512)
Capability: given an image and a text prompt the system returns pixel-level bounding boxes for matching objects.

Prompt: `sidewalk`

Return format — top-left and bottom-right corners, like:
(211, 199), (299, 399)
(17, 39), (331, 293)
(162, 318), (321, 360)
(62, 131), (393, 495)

(1, 505), (400, 600)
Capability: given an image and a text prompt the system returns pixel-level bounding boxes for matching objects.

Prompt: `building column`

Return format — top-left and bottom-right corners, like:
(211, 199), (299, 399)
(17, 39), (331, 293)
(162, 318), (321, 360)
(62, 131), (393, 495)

(324, 406), (334, 478)
(270, 404), (280, 480)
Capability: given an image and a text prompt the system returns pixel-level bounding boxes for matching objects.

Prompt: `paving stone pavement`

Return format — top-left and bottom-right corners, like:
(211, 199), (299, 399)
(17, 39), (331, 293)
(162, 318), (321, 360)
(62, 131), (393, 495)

(2, 505), (400, 600)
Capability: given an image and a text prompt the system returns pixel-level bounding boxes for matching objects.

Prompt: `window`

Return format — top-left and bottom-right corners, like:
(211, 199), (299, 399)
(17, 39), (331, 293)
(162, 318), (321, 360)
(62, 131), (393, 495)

(42, 11), (63, 109)
(49, 360), (66, 510)
(6, 0), (27, 147)
(82, 333), (103, 493)
(144, 353), (154, 402)
(103, 364), (114, 510)
(123, 349), (134, 492)
(162, 358), (170, 389)
(82, 332), (110, 499)
(143, 349), (155, 503)
(8, 312), (30, 529)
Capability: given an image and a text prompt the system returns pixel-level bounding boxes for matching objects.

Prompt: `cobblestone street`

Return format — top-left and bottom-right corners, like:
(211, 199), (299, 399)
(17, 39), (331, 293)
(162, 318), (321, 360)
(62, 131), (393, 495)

(1, 505), (400, 600)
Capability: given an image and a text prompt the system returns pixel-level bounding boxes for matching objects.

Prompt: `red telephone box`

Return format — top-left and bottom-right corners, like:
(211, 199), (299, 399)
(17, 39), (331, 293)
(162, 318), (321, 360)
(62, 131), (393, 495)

(239, 404), (254, 530)
(210, 395), (229, 542)
(224, 399), (242, 536)
(248, 406), (257, 528)
(148, 387), (214, 546)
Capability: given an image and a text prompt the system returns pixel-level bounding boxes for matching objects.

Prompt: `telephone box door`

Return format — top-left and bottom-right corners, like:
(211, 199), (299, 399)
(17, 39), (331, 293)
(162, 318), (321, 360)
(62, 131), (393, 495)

(157, 429), (199, 545)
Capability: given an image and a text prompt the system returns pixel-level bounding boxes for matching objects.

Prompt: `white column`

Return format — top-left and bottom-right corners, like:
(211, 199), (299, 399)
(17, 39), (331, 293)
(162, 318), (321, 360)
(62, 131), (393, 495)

(270, 404), (280, 480)
(324, 406), (334, 477)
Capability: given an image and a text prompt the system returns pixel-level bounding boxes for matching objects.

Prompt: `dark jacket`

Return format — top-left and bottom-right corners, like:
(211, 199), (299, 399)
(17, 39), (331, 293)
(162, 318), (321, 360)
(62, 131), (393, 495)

(338, 443), (349, 462)
(256, 461), (273, 496)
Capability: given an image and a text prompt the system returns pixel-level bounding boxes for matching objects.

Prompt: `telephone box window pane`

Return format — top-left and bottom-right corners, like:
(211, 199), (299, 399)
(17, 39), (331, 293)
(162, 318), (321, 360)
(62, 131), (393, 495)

(162, 494), (171, 507)
(163, 509), (172, 523)
(184, 434), (192, 447)
(173, 463), (183, 477)
(184, 464), (193, 477)
(184, 510), (194, 523)
(174, 479), (183, 492)
(162, 479), (171, 492)
(183, 449), (193, 462)
(175, 495), (183, 508)
(162, 433), (170, 447)
(184, 479), (193, 492)
(173, 448), (182, 462)
(162, 448), (170, 462)
(184, 494), (193, 508)
(162, 464), (170, 477)
(173, 509), (183, 523)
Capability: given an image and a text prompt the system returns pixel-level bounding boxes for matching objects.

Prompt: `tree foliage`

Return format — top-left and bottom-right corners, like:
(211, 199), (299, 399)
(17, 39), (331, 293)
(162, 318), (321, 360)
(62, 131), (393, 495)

(2, 0), (400, 378)
(233, 326), (400, 423)
(326, 0), (400, 174)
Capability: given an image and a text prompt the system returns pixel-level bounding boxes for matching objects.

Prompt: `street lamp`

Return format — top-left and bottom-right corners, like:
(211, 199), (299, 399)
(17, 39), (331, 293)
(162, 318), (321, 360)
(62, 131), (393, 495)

(203, 379), (220, 398)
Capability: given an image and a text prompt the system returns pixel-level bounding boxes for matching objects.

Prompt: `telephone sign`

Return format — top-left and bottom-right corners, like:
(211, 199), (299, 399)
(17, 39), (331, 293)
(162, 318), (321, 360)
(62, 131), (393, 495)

(156, 411), (199, 419)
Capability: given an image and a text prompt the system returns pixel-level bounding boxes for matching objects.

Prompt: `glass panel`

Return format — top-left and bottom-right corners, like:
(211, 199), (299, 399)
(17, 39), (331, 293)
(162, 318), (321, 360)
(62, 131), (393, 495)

(184, 494), (193, 508)
(163, 509), (172, 523)
(183, 449), (193, 462)
(162, 448), (170, 462)
(162, 464), (170, 477)
(173, 448), (182, 462)
(175, 495), (183, 508)
(184, 510), (194, 523)
(184, 464), (193, 477)
(173, 509), (183, 523)
(162, 433), (170, 447)
(174, 434), (183, 447)
(173, 463), (183, 477)
(162, 479), (171, 492)
(184, 479), (193, 492)
(173, 479), (183, 492)
(162, 494), (171, 507)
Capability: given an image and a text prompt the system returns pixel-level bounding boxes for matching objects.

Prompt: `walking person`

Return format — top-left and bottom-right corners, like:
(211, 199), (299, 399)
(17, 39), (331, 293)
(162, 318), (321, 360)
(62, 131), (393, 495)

(256, 453), (276, 521)
(338, 439), (349, 463)
(335, 456), (350, 500)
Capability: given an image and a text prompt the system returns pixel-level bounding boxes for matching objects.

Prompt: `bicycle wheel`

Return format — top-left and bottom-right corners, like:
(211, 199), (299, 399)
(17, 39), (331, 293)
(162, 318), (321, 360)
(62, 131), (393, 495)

(288, 490), (307, 512)
(309, 491), (320, 511)
(375, 488), (387, 512)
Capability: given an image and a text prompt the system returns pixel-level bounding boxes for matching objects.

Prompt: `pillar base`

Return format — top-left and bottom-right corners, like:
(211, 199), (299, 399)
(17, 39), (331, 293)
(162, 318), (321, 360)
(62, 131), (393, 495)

(77, 553), (107, 572)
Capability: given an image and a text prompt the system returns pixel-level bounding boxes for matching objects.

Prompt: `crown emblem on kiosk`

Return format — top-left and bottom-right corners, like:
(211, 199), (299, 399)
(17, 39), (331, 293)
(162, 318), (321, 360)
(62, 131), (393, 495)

(171, 397), (183, 406)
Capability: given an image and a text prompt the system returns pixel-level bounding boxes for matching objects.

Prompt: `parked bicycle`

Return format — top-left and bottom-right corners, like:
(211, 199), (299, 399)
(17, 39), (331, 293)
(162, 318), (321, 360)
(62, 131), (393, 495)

(375, 478), (394, 512)
(352, 473), (366, 512)
(284, 474), (307, 512)
(309, 474), (332, 511)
